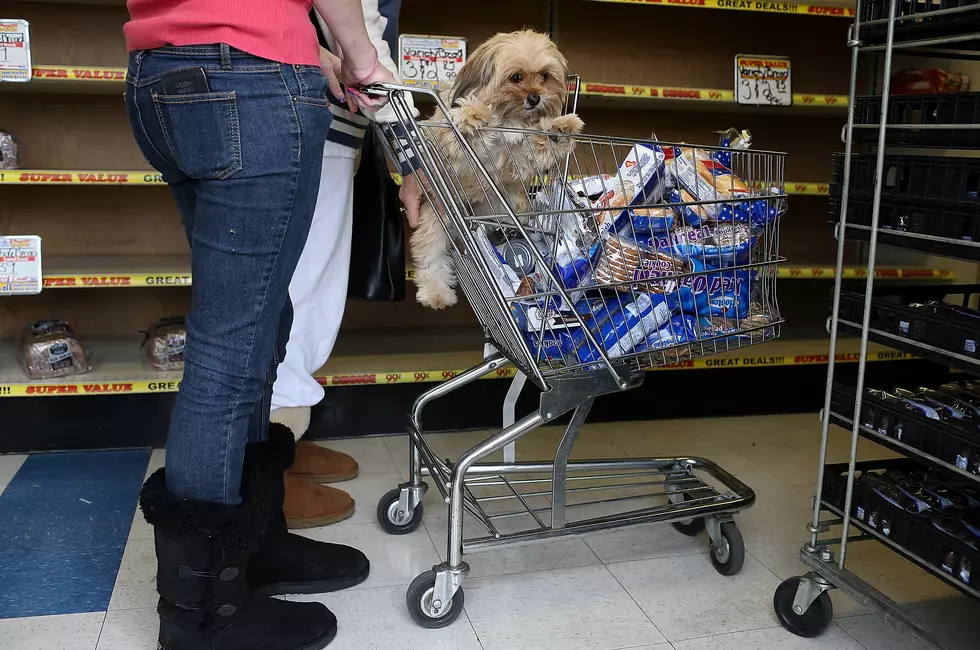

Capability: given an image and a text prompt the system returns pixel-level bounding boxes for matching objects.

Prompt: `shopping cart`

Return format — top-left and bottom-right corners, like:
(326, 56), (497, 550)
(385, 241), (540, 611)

(368, 81), (786, 628)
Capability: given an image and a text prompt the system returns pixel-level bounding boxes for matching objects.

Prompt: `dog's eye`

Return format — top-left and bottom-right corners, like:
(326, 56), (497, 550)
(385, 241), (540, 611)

(541, 72), (549, 81)
(509, 73), (523, 83)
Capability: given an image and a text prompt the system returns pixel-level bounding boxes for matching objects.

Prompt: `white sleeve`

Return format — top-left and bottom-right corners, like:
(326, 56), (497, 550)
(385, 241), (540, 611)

(359, 0), (417, 123)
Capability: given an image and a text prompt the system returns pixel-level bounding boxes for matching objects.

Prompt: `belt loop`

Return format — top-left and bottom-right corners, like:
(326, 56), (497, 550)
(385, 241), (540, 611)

(220, 43), (232, 69)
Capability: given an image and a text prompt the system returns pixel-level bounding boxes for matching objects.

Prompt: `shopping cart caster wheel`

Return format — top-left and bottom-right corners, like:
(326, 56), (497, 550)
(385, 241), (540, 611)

(773, 577), (834, 638)
(378, 488), (425, 535)
(709, 521), (745, 576)
(406, 570), (464, 628)
(671, 493), (706, 537)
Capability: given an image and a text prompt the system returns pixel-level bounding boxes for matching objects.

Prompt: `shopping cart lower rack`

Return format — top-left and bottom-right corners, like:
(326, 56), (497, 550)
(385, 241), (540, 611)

(370, 82), (787, 628)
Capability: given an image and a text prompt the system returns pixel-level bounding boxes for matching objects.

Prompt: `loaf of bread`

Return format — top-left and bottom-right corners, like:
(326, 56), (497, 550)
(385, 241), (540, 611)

(0, 130), (23, 170)
(141, 317), (187, 371)
(20, 319), (90, 379)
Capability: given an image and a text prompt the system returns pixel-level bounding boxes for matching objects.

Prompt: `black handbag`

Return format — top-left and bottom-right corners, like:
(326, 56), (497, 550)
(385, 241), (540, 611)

(347, 127), (406, 301)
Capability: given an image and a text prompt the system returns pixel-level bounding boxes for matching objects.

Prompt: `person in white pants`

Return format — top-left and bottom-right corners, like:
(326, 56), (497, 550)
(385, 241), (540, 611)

(270, 1), (421, 528)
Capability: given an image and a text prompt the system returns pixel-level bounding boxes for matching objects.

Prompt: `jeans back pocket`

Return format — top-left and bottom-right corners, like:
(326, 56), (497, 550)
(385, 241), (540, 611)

(152, 90), (243, 180)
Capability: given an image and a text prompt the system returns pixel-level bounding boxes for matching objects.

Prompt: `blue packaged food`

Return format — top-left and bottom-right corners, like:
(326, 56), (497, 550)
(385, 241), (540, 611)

(634, 222), (755, 269)
(574, 292), (673, 357)
(525, 330), (601, 365)
(624, 206), (676, 234)
(633, 314), (698, 353)
(665, 269), (752, 320)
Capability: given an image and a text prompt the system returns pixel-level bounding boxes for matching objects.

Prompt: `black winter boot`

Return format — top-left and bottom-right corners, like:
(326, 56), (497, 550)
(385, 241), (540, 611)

(247, 423), (371, 597)
(140, 468), (337, 650)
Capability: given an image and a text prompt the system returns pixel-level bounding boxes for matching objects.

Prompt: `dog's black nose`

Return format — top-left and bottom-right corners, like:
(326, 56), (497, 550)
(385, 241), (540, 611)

(525, 93), (540, 108)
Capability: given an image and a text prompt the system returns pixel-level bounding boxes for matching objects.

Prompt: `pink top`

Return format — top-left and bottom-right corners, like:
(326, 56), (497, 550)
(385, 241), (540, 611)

(124, 0), (321, 67)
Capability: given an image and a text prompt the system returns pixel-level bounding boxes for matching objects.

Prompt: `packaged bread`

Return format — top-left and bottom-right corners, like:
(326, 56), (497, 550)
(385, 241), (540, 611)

(141, 317), (187, 371)
(664, 147), (750, 219)
(0, 130), (24, 170)
(20, 319), (91, 379)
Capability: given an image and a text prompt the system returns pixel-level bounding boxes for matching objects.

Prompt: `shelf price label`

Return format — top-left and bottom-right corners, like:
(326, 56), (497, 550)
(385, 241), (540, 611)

(0, 235), (42, 295)
(0, 19), (31, 82)
(398, 35), (467, 92)
(735, 55), (791, 107)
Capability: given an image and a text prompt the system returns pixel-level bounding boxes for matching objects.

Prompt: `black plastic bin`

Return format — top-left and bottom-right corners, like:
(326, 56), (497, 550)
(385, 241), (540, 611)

(822, 459), (980, 591)
(852, 93), (980, 148)
(859, 0), (980, 46)
(830, 382), (980, 474)
(837, 284), (980, 372)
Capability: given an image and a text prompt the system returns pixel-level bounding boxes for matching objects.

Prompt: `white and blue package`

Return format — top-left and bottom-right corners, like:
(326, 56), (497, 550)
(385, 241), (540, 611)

(631, 222), (755, 269)
(574, 292), (673, 357)
(712, 128), (752, 169)
(571, 144), (667, 234)
(625, 205), (676, 234)
(525, 330), (600, 365)
(632, 314), (698, 354)
(667, 269), (752, 320)
(532, 180), (601, 290)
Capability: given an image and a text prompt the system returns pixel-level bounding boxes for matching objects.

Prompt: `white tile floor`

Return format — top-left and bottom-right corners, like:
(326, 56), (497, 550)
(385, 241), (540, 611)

(2, 413), (980, 649)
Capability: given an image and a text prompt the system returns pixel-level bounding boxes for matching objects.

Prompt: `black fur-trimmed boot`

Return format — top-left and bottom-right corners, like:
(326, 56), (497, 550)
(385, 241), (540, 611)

(140, 467), (337, 650)
(247, 423), (371, 597)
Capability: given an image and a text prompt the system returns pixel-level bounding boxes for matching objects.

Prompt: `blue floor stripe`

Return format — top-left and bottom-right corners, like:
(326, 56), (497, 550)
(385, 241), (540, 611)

(0, 449), (150, 619)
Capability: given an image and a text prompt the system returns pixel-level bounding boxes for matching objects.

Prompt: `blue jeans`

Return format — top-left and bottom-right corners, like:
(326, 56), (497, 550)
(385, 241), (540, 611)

(125, 45), (332, 505)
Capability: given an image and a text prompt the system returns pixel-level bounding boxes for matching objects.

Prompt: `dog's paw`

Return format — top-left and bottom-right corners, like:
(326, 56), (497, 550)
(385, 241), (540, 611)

(416, 283), (458, 310)
(550, 113), (584, 135)
(455, 99), (494, 134)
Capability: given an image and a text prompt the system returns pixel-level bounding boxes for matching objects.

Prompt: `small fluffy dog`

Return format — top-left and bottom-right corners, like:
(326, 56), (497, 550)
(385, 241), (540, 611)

(411, 29), (584, 309)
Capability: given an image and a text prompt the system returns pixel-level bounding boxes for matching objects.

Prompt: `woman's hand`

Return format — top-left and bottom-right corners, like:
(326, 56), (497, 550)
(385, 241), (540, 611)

(319, 48), (346, 103)
(399, 172), (427, 228)
(343, 56), (396, 113)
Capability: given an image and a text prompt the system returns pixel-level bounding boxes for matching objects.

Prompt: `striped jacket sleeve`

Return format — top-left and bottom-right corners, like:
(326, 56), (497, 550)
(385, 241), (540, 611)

(312, 1), (421, 175)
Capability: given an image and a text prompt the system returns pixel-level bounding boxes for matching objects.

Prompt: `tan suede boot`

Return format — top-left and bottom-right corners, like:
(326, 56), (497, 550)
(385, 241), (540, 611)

(291, 441), (359, 482)
(283, 472), (355, 529)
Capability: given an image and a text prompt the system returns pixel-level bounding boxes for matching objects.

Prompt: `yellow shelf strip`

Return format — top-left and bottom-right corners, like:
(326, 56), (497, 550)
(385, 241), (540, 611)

(0, 340), (913, 397)
(20, 66), (849, 108)
(39, 264), (951, 289)
(589, 0), (855, 18)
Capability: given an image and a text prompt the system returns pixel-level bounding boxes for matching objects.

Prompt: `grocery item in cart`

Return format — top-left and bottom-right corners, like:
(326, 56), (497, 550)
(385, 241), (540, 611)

(668, 268), (753, 320)
(712, 128), (752, 169)
(634, 221), (755, 270)
(665, 147), (749, 220)
(593, 234), (690, 293)
(624, 206), (676, 234)
(141, 317), (187, 371)
(666, 148), (785, 228)
(569, 143), (668, 234)
(574, 291), (673, 356)
(20, 319), (91, 380)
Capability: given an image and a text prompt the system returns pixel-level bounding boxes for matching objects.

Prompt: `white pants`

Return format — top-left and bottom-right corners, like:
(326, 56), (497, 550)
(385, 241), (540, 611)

(271, 142), (357, 412)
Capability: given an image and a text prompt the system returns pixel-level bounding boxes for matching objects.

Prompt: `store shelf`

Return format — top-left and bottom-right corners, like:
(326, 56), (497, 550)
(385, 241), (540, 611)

(589, 0), (855, 18)
(838, 287), (980, 376)
(33, 256), (953, 289)
(0, 334), (914, 397)
(9, 66), (849, 114)
(41, 256), (191, 288)
(0, 169), (165, 185)
(829, 383), (980, 482)
(820, 496), (980, 602)
(574, 82), (848, 112)
(0, 66), (128, 94)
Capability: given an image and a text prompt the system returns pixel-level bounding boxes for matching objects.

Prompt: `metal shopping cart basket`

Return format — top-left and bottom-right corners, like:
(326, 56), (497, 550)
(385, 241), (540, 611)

(369, 80), (786, 628)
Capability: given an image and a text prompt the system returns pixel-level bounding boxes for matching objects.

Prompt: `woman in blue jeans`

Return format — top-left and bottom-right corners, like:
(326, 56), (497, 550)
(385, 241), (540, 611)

(122, 1), (393, 648)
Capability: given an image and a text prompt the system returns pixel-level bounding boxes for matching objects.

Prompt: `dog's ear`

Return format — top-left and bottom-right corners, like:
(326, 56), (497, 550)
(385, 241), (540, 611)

(449, 40), (497, 107)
